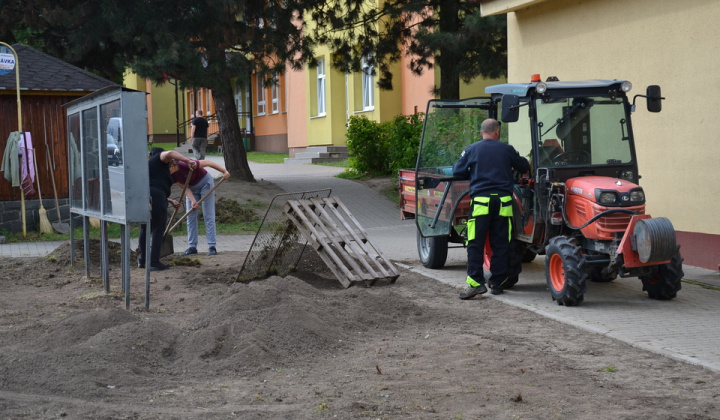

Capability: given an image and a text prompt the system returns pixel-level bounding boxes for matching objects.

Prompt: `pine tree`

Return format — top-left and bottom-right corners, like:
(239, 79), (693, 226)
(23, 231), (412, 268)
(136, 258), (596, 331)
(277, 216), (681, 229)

(312, 0), (507, 99)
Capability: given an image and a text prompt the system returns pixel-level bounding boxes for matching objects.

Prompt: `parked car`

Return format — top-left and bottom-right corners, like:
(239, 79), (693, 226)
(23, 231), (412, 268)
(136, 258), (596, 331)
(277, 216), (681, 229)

(107, 134), (122, 166)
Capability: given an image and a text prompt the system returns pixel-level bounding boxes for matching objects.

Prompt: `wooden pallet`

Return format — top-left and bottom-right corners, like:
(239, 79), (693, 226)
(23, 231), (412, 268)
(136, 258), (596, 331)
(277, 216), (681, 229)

(283, 197), (399, 288)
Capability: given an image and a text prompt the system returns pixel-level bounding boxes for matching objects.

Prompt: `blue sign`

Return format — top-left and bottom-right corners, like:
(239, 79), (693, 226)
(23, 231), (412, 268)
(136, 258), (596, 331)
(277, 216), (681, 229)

(0, 46), (16, 75)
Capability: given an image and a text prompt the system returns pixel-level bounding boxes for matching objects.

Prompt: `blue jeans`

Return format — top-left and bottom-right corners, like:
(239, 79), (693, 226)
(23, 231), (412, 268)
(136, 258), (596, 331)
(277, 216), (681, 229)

(191, 137), (207, 160)
(185, 172), (216, 249)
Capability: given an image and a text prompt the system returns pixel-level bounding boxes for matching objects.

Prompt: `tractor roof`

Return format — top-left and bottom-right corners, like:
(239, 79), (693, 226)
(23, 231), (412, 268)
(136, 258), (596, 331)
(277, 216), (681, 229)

(485, 79), (628, 97)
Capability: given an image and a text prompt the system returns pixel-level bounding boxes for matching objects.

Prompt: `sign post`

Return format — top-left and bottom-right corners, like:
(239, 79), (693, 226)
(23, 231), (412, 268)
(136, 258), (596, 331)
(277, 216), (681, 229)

(0, 42), (25, 236)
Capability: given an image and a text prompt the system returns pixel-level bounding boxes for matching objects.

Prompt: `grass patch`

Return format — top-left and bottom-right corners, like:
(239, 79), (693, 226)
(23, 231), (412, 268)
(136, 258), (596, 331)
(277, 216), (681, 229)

(246, 152), (288, 163)
(682, 280), (720, 291)
(336, 169), (369, 180)
(316, 159), (349, 168)
(145, 143), (290, 163)
(2, 196), (265, 243)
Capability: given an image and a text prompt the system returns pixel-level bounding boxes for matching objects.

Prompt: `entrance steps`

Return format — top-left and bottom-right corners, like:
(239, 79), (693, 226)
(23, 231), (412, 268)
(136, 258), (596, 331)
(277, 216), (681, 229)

(284, 146), (348, 164)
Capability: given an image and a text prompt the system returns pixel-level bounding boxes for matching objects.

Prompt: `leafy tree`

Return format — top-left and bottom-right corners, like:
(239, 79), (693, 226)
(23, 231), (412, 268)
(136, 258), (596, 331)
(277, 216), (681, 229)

(312, 0), (507, 99)
(1, 0), (322, 182)
(1, 0), (505, 182)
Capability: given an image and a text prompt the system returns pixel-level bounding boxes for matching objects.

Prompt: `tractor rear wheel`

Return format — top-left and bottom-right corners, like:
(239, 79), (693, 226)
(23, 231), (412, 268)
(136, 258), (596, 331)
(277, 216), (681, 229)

(545, 236), (588, 306)
(639, 249), (684, 300)
(417, 230), (449, 269)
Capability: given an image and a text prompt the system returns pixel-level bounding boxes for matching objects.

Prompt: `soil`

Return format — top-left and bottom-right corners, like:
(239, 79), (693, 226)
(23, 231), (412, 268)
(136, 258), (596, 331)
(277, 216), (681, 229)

(1, 177), (720, 419)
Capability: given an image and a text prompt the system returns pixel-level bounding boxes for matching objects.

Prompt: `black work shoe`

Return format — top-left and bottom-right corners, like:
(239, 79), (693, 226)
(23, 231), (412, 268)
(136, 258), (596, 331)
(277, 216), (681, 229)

(490, 287), (504, 295)
(184, 247), (198, 255)
(459, 284), (488, 300)
(149, 262), (170, 271)
(207, 246), (217, 256)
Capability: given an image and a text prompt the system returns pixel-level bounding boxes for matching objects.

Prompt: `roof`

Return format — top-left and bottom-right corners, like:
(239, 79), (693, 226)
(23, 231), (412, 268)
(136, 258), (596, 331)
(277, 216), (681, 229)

(0, 44), (118, 93)
(485, 79), (628, 97)
(479, 0), (553, 17)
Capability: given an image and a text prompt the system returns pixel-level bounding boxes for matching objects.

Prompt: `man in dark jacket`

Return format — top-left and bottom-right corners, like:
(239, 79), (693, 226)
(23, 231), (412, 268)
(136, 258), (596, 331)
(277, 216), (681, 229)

(137, 148), (197, 271)
(452, 118), (530, 298)
(189, 110), (209, 159)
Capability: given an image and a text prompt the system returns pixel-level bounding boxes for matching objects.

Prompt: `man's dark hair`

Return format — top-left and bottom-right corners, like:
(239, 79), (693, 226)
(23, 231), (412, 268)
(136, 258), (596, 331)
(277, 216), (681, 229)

(150, 147), (165, 156)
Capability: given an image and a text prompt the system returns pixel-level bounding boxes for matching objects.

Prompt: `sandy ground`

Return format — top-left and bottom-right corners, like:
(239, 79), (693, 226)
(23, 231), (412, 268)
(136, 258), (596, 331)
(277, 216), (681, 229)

(1, 177), (719, 419)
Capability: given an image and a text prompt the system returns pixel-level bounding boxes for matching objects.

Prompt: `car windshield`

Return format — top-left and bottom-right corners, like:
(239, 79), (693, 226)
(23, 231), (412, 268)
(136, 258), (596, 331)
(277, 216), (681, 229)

(535, 96), (632, 167)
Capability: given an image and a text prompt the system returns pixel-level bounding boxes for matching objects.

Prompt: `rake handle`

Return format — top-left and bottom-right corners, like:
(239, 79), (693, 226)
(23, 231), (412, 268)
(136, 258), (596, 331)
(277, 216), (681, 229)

(166, 177), (225, 235)
(164, 167), (194, 236)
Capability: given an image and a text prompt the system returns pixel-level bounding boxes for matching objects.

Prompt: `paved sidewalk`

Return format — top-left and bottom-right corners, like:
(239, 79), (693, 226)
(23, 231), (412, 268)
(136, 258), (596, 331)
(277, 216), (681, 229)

(3, 150), (720, 373)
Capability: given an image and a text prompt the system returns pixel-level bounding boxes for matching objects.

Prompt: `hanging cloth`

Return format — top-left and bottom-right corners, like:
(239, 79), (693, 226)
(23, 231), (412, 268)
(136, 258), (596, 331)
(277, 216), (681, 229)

(1, 131), (21, 187)
(18, 132), (36, 199)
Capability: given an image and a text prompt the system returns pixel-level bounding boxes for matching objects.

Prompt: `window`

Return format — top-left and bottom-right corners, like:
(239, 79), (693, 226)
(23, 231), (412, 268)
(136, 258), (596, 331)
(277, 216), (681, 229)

(205, 90), (211, 117)
(256, 76), (266, 116)
(271, 73), (279, 114)
(317, 59), (326, 116)
(362, 56), (374, 110)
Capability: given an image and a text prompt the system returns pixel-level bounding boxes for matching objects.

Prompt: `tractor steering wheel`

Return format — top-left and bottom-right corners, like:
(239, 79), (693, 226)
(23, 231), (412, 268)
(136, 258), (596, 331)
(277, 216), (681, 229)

(552, 150), (591, 165)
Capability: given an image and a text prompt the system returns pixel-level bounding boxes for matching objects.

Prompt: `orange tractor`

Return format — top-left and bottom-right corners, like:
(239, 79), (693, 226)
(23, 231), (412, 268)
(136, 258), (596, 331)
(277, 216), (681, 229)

(400, 77), (681, 306)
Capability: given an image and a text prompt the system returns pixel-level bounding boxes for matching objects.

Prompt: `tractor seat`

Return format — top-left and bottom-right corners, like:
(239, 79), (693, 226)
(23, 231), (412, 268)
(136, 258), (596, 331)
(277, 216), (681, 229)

(542, 138), (563, 160)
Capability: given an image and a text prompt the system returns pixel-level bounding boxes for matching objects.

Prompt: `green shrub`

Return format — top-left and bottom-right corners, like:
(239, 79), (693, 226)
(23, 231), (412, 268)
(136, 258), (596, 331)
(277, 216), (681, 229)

(387, 113), (423, 174)
(345, 116), (391, 176)
(346, 113), (423, 176)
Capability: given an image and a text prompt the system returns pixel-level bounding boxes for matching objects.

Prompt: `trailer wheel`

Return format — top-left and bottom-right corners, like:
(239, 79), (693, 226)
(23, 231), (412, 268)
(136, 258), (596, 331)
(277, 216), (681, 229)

(503, 240), (526, 289)
(521, 249), (538, 263)
(417, 230), (449, 269)
(545, 236), (588, 306)
(639, 249), (684, 300)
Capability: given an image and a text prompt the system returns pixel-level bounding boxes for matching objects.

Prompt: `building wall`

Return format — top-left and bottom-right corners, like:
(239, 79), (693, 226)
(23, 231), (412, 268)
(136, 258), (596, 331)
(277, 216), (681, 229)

(287, 64), (308, 155)
(253, 73), (289, 153)
(482, 0), (720, 270)
(123, 73), (187, 144)
(304, 49), (348, 149)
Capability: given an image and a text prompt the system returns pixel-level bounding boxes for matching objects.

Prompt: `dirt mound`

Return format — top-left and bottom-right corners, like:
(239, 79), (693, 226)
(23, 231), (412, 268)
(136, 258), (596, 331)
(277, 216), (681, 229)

(47, 238), (130, 266)
(2, 247), (720, 418)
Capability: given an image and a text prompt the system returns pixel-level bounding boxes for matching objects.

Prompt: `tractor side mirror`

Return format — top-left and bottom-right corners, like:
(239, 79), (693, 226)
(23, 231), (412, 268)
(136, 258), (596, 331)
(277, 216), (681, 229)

(646, 85), (663, 113)
(501, 94), (520, 123)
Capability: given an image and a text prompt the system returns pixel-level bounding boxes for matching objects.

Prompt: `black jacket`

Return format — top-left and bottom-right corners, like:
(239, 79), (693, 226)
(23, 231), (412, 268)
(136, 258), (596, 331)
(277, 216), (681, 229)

(452, 139), (529, 197)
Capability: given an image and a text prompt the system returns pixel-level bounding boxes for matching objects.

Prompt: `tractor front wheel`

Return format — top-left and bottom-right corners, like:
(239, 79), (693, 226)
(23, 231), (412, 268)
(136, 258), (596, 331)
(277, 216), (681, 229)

(639, 249), (684, 300)
(417, 230), (449, 269)
(545, 236), (588, 306)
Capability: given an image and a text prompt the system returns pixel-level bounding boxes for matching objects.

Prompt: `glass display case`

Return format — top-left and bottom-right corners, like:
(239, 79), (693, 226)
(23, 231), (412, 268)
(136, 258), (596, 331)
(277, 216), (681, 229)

(64, 86), (152, 309)
(65, 86), (149, 223)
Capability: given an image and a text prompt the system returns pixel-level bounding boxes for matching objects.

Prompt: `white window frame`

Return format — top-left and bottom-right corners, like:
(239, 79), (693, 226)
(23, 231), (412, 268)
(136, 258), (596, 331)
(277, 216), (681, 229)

(317, 59), (326, 116)
(362, 56), (374, 110)
(205, 91), (211, 116)
(271, 73), (279, 114)
(256, 76), (266, 116)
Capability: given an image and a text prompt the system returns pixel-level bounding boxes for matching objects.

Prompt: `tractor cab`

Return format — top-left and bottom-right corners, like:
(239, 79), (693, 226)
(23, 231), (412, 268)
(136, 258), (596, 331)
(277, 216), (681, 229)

(490, 78), (663, 248)
(406, 76), (679, 306)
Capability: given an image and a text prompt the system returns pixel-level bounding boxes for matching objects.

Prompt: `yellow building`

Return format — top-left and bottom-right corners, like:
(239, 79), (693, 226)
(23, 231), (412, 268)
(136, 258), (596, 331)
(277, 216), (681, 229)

(480, 0), (720, 270)
(123, 73), (188, 144)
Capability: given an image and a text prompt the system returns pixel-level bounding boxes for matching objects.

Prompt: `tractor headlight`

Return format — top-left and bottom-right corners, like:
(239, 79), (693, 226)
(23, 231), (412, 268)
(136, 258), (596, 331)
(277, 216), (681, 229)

(621, 81), (632, 92)
(598, 192), (618, 205)
(629, 189), (645, 203)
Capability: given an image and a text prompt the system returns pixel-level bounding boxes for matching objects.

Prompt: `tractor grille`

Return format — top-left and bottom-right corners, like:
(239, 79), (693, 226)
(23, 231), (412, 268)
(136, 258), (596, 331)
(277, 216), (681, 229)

(593, 206), (645, 233)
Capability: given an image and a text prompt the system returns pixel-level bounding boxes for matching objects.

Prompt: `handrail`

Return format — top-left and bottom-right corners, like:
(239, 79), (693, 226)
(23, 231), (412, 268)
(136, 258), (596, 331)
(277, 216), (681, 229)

(176, 112), (254, 141)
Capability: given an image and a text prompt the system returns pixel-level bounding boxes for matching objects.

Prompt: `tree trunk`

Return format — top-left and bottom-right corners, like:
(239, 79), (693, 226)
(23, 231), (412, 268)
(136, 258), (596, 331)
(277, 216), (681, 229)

(213, 86), (255, 182)
(438, 0), (460, 100)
